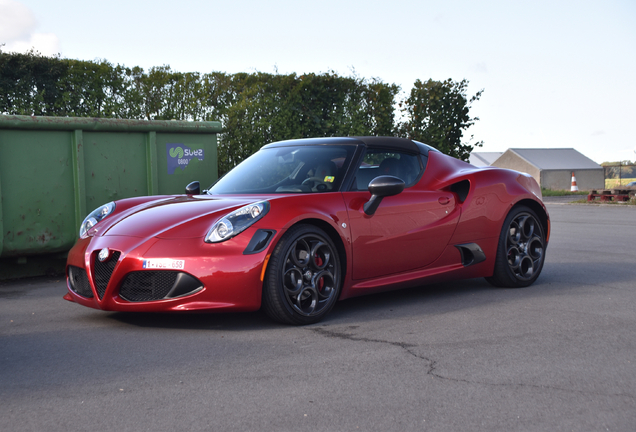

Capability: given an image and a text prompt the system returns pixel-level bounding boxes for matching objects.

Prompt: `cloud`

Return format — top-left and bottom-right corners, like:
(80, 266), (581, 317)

(0, 0), (60, 56)
(0, 0), (34, 40)
(5, 33), (60, 56)
(474, 62), (488, 74)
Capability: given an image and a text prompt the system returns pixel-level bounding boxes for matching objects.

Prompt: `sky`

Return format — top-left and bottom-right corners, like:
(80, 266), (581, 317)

(1, 0), (635, 164)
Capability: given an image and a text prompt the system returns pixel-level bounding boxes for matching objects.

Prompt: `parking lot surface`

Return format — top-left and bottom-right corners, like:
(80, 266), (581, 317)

(1, 203), (635, 431)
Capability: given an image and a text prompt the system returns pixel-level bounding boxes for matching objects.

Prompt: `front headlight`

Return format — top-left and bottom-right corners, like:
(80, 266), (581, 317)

(205, 201), (270, 243)
(79, 202), (115, 238)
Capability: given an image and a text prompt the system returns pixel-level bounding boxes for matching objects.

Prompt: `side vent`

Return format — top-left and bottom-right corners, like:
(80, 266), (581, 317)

(450, 180), (470, 202)
(455, 243), (486, 267)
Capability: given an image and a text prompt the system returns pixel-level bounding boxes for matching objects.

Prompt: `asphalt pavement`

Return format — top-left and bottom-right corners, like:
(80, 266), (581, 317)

(1, 203), (635, 432)
(541, 195), (587, 204)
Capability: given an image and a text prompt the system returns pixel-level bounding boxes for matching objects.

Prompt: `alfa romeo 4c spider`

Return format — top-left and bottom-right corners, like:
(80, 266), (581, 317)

(65, 137), (549, 325)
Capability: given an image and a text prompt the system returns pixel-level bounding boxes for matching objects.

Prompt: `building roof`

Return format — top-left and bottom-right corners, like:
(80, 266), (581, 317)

(469, 152), (504, 167)
(497, 148), (602, 170)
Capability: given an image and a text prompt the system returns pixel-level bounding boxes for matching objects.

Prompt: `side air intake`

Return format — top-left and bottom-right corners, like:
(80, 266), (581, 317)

(455, 243), (486, 267)
(450, 180), (470, 202)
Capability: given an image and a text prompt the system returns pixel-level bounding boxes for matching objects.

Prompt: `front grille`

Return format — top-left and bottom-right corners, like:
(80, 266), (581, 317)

(119, 271), (180, 302)
(93, 251), (121, 300)
(68, 266), (93, 298)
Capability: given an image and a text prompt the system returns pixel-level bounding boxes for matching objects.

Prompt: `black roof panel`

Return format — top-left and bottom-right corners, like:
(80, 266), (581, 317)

(263, 136), (425, 154)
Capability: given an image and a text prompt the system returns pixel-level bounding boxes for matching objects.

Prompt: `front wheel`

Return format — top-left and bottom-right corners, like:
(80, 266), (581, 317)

(486, 206), (546, 288)
(262, 224), (342, 325)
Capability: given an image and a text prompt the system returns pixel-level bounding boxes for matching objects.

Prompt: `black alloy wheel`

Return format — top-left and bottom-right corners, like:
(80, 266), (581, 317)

(486, 206), (546, 288)
(263, 224), (341, 325)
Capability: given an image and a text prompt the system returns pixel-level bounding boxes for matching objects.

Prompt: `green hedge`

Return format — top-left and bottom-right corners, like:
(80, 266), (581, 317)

(1, 50), (482, 173)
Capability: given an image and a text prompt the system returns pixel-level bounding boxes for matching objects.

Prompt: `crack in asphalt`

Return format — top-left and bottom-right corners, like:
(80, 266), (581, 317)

(310, 326), (635, 400)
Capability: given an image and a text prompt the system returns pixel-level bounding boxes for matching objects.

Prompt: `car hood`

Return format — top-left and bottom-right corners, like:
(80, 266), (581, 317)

(102, 195), (263, 239)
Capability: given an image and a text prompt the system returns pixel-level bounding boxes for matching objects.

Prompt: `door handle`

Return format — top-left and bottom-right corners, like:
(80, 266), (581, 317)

(438, 196), (450, 205)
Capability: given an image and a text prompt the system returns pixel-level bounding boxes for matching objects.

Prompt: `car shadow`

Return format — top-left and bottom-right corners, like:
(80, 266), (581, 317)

(107, 309), (277, 331)
(107, 279), (497, 330)
(324, 279), (496, 324)
(105, 260), (627, 330)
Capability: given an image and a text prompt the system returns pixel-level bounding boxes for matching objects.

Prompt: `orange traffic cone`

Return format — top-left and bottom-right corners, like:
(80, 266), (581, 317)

(570, 172), (579, 192)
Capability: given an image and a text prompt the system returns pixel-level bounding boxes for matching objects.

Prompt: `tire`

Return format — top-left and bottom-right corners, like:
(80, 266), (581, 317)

(486, 205), (546, 288)
(262, 224), (342, 325)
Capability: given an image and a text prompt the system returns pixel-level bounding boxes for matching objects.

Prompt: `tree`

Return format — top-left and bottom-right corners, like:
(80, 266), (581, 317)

(398, 78), (483, 161)
(0, 49), (67, 115)
(0, 51), (484, 171)
(209, 72), (401, 175)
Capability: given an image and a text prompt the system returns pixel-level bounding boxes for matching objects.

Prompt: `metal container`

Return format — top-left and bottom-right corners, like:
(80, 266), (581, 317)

(0, 115), (221, 278)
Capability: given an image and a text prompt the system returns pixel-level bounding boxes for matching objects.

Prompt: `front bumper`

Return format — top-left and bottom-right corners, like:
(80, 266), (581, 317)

(64, 228), (272, 313)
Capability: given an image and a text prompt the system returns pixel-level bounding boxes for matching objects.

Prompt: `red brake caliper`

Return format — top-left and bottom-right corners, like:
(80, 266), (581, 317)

(315, 256), (324, 291)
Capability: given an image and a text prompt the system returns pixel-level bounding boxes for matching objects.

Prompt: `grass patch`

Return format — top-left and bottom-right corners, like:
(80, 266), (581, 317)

(541, 188), (588, 197)
(605, 178), (636, 189)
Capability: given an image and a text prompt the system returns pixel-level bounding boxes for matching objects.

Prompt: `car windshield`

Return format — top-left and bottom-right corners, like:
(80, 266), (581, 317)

(208, 145), (356, 194)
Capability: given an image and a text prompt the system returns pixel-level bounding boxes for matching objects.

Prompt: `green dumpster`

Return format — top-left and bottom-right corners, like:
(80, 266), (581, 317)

(0, 114), (221, 278)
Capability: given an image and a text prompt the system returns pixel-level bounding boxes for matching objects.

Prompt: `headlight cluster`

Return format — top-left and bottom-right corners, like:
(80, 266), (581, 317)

(79, 202), (115, 238)
(205, 201), (269, 243)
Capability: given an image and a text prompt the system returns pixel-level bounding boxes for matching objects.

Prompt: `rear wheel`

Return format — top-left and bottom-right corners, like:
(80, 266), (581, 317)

(263, 224), (341, 325)
(486, 206), (546, 288)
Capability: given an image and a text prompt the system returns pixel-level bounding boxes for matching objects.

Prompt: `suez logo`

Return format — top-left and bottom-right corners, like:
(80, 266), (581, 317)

(167, 144), (205, 174)
(169, 147), (203, 160)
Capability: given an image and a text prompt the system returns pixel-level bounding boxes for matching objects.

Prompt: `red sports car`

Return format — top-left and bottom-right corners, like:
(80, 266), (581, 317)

(65, 137), (549, 325)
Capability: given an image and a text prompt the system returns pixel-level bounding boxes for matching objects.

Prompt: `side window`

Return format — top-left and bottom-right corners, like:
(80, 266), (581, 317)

(352, 150), (422, 191)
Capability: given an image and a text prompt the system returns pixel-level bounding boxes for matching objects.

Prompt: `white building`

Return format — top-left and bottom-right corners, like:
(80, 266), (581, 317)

(471, 148), (604, 190)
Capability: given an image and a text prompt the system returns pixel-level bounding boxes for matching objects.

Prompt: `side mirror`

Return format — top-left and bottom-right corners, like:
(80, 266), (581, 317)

(185, 181), (200, 195)
(363, 176), (405, 215)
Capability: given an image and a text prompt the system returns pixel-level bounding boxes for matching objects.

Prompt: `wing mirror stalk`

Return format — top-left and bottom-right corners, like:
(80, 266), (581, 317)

(185, 181), (200, 195)
(363, 176), (405, 215)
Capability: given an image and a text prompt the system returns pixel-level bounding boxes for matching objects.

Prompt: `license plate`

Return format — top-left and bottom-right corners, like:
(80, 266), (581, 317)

(142, 259), (185, 269)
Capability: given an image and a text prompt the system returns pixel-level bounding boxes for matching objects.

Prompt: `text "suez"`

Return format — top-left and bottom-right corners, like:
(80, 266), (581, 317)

(184, 149), (203, 157)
